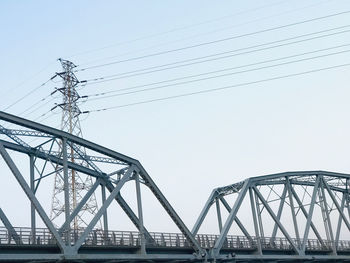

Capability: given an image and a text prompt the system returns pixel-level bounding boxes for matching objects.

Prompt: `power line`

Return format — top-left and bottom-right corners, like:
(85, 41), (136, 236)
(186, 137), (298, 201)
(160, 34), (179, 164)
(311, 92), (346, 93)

(83, 48), (350, 101)
(82, 62), (350, 113)
(17, 94), (52, 116)
(3, 76), (56, 111)
(82, 26), (350, 85)
(14, 34), (349, 121)
(21, 96), (57, 118)
(83, 44), (350, 100)
(33, 109), (55, 122)
(77, 10), (350, 72)
(75, 0), (327, 67)
(66, 0), (288, 59)
(0, 61), (55, 98)
(24, 89), (88, 120)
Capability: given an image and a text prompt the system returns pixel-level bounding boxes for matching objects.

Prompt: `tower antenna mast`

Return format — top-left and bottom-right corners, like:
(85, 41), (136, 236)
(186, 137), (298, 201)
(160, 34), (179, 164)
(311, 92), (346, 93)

(50, 58), (101, 231)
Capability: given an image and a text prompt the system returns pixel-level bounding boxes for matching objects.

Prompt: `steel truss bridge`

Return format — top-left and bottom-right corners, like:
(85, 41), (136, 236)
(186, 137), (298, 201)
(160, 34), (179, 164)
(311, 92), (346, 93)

(0, 111), (350, 262)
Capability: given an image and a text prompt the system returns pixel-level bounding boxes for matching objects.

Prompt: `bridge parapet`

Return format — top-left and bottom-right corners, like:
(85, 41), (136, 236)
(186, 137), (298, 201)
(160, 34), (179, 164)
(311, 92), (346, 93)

(1, 226), (350, 253)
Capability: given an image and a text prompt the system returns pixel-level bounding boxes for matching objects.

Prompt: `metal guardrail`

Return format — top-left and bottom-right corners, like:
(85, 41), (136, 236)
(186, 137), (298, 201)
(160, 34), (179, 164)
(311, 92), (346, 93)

(1, 227), (350, 251)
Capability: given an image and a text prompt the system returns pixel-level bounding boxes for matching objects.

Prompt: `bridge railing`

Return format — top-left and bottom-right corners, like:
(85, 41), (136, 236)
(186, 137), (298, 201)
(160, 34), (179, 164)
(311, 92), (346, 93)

(0, 227), (55, 245)
(196, 234), (255, 249)
(1, 226), (350, 252)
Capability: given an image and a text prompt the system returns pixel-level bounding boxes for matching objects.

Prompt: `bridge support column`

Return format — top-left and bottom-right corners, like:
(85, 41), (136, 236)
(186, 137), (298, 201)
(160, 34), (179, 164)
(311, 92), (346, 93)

(286, 177), (300, 249)
(29, 155), (36, 244)
(101, 183), (109, 241)
(319, 176), (336, 255)
(249, 187), (262, 255)
(135, 172), (146, 254)
(215, 198), (223, 232)
(335, 193), (346, 250)
(254, 189), (264, 240)
(62, 138), (71, 246)
(301, 175), (320, 253)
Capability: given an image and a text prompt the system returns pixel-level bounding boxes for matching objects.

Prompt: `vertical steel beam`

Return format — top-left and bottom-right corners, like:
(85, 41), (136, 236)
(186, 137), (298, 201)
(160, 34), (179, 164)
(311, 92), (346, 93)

(318, 187), (331, 241)
(254, 189), (264, 239)
(62, 138), (71, 246)
(0, 208), (21, 244)
(215, 198), (223, 232)
(301, 176), (320, 253)
(192, 190), (216, 235)
(319, 177), (336, 254)
(249, 187), (262, 255)
(135, 173), (146, 254)
(0, 143), (66, 251)
(212, 180), (250, 256)
(101, 183), (109, 233)
(72, 166), (134, 252)
(29, 154), (36, 244)
(286, 178), (300, 247)
(335, 193), (346, 249)
(271, 183), (288, 239)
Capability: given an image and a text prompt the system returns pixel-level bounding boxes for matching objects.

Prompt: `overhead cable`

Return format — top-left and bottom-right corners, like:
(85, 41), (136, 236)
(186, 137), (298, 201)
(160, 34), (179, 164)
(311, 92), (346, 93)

(3, 76), (57, 111)
(67, 0), (288, 59)
(84, 48), (350, 101)
(83, 46), (350, 101)
(82, 26), (350, 85)
(77, 10), (350, 72)
(82, 62), (350, 113)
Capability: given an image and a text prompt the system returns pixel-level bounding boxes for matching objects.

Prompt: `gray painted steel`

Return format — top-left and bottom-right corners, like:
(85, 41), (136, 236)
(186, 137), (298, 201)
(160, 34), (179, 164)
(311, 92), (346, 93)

(0, 111), (350, 262)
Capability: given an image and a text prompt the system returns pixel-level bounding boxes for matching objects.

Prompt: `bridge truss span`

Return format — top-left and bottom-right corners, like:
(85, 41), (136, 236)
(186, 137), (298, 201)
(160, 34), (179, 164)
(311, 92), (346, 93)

(193, 171), (350, 261)
(0, 111), (350, 262)
(0, 111), (204, 262)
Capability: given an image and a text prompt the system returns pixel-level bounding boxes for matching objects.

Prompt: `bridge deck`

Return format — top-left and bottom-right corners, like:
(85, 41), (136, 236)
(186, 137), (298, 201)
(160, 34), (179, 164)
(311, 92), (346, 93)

(1, 226), (350, 253)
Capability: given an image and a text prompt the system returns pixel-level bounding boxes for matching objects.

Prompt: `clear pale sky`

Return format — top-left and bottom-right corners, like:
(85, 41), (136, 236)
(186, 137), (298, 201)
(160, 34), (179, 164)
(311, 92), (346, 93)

(1, 0), (350, 235)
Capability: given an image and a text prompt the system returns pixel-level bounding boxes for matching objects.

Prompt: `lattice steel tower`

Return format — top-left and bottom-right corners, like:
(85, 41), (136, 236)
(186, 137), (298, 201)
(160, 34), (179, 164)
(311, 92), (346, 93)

(50, 58), (101, 230)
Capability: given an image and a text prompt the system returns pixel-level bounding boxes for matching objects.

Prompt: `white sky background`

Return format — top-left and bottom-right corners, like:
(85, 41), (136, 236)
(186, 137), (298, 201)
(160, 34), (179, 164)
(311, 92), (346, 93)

(1, 0), (350, 236)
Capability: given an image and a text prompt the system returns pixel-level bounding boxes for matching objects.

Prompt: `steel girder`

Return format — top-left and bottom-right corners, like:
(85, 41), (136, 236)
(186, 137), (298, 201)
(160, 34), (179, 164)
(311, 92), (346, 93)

(0, 125), (126, 165)
(0, 111), (206, 260)
(1, 111), (350, 262)
(193, 171), (350, 261)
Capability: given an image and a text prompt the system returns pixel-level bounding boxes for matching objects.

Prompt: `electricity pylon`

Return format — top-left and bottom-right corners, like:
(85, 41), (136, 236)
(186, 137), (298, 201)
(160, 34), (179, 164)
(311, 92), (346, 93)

(50, 58), (101, 231)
